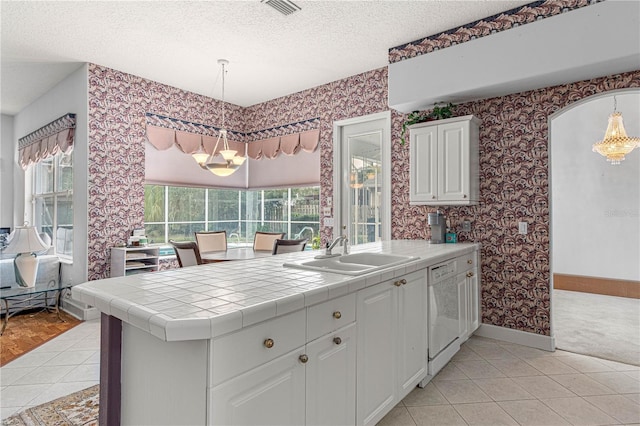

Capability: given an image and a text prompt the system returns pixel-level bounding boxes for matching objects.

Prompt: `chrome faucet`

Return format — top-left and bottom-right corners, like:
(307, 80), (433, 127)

(326, 234), (349, 256)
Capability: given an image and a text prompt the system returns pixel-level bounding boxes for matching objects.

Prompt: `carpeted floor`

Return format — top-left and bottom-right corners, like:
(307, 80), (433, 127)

(2, 385), (99, 426)
(554, 289), (640, 366)
(0, 310), (82, 366)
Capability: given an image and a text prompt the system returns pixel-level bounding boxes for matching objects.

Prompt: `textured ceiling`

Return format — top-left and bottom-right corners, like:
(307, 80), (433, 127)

(1, 0), (530, 116)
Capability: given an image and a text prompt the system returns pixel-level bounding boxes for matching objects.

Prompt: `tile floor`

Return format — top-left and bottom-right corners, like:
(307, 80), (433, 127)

(1, 318), (639, 425)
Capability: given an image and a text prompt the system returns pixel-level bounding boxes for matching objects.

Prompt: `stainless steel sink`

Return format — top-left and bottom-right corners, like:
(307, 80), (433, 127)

(283, 253), (417, 275)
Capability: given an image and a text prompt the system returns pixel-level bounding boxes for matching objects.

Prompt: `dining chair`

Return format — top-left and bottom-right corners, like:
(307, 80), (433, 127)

(195, 231), (227, 254)
(272, 238), (308, 255)
(253, 231), (285, 252)
(169, 240), (203, 267)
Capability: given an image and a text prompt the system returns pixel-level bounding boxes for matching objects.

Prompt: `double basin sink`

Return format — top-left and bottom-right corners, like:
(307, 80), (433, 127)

(283, 252), (417, 276)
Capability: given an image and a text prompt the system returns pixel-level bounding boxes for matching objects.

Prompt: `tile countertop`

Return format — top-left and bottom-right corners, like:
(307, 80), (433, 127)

(72, 240), (479, 342)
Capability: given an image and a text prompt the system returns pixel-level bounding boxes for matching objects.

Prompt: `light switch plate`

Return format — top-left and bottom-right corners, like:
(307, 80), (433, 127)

(462, 220), (471, 232)
(518, 221), (528, 235)
(322, 207), (331, 216)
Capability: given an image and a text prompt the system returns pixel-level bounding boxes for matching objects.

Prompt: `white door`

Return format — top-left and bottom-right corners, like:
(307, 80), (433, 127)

(438, 121), (470, 202)
(209, 349), (306, 426)
(356, 281), (397, 426)
(334, 112), (391, 245)
(306, 323), (357, 426)
(397, 271), (428, 396)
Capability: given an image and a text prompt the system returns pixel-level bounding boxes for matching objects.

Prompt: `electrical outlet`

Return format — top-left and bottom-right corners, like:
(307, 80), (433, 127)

(462, 220), (471, 232)
(518, 221), (528, 235)
(324, 217), (334, 227)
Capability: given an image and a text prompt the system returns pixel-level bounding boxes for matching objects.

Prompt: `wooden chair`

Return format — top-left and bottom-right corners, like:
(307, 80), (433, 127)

(195, 231), (227, 254)
(169, 240), (203, 267)
(253, 231), (285, 252)
(272, 238), (308, 255)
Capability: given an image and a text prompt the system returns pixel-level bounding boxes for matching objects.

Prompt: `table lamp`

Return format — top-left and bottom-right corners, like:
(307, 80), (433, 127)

(3, 223), (50, 287)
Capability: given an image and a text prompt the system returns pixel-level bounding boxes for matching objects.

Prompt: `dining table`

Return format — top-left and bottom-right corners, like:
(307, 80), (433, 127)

(200, 246), (274, 262)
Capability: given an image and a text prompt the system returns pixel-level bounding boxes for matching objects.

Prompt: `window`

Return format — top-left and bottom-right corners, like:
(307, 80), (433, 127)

(144, 185), (320, 247)
(32, 152), (73, 257)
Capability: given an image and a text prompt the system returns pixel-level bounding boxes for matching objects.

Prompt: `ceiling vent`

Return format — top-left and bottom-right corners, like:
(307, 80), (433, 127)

(262, 0), (301, 16)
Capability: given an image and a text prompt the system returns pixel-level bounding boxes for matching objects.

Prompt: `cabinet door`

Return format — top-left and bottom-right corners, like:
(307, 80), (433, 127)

(397, 271), (427, 397)
(456, 272), (469, 342)
(306, 323), (356, 426)
(209, 349), (305, 426)
(357, 282), (397, 426)
(438, 121), (470, 202)
(468, 268), (480, 336)
(410, 125), (438, 204)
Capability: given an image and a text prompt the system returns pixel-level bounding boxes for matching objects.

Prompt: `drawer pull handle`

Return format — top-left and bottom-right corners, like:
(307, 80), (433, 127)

(394, 280), (402, 287)
(299, 354), (309, 364)
(333, 311), (342, 319)
(263, 338), (274, 349)
(467, 259), (472, 264)
(333, 337), (342, 345)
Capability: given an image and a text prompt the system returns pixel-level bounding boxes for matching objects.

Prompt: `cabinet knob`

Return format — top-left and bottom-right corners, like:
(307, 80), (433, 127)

(432, 196), (436, 199)
(332, 311), (342, 319)
(467, 272), (473, 278)
(299, 354), (309, 364)
(463, 194), (467, 198)
(263, 338), (274, 349)
(401, 279), (407, 285)
(394, 280), (402, 287)
(467, 259), (472, 264)
(333, 337), (342, 345)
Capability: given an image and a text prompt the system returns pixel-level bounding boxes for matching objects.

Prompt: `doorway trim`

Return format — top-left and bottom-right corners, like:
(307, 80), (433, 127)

(332, 111), (391, 242)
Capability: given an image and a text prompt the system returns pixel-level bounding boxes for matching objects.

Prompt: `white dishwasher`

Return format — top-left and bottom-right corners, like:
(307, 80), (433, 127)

(428, 258), (460, 375)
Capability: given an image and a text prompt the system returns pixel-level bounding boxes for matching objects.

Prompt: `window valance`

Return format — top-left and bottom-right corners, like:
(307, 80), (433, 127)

(18, 113), (76, 170)
(145, 113), (319, 161)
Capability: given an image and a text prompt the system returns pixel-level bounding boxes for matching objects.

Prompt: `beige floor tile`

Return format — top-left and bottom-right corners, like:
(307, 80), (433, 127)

(452, 345), (482, 362)
(548, 373), (617, 396)
(553, 353), (617, 373)
(524, 357), (580, 375)
(434, 379), (492, 404)
(541, 396), (618, 426)
(511, 376), (576, 399)
(402, 383), (449, 406)
(376, 404), (416, 426)
(469, 344), (519, 360)
(584, 394), (640, 424)
(500, 343), (558, 359)
(587, 371), (640, 394)
(486, 358), (544, 377)
(433, 363), (469, 381)
(472, 377), (535, 401)
(624, 369), (640, 381)
(406, 404), (466, 426)
(498, 399), (570, 425)
(597, 358), (640, 372)
(453, 402), (518, 425)
(454, 359), (506, 379)
(624, 393), (640, 405)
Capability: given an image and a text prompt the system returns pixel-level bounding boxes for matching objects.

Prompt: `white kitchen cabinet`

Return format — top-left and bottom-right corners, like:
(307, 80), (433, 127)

(306, 323), (357, 426)
(409, 115), (480, 205)
(356, 269), (427, 426)
(210, 348), (306, 426)
(456, 251), (481, 343)
(110, 246), (159, 277)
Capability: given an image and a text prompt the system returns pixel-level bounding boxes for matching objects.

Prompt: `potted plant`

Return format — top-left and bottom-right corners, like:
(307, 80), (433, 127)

(400, 103), (456, 145)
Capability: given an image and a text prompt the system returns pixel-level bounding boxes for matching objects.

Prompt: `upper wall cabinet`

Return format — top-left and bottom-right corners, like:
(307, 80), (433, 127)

(409, 115), (480, 206)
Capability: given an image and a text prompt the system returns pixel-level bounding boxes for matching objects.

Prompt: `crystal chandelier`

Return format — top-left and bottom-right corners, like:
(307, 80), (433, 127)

(192, 59), (246, 176)
(592, 96), (639, 165)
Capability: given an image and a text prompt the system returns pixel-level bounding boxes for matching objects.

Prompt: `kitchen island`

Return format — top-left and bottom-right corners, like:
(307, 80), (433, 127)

(72, 240), (480, 425)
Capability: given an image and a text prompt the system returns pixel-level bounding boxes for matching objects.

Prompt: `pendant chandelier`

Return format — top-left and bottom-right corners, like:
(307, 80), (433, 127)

(592, 96), (639, 165)
(192, 59), (246, 176)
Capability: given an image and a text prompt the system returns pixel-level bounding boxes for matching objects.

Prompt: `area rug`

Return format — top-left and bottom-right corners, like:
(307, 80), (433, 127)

(2, 385), (99, 426)
(0, 310), (82, 366)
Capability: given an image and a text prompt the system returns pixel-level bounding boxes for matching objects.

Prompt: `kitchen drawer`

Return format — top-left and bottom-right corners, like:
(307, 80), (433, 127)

(210, 309), (306, 386)
(307, 293), (355, 342)
(456, 252), (477, 274)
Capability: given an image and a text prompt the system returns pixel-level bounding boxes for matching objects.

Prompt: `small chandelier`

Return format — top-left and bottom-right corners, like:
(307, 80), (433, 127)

(592, 96), (640, 165)
(192, 59), (246, 176)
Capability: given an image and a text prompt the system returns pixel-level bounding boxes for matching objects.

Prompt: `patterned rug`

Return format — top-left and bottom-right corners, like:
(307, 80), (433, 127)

(2, 385), (99, 426)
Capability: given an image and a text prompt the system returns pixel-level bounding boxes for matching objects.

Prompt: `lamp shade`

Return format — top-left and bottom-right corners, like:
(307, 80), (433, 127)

(4, 225), (49, 254)
(207, 162), (240, 177)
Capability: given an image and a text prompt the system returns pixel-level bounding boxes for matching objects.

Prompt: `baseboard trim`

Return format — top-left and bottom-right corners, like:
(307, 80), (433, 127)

(554, 273), (639, 298)
(475, 324), (555, 351)
(62, 298), (100, 321)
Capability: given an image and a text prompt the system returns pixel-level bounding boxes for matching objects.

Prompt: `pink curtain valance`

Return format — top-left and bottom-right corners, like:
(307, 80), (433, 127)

(246, 129), (320, 160)
(18, 113), (76, 170)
